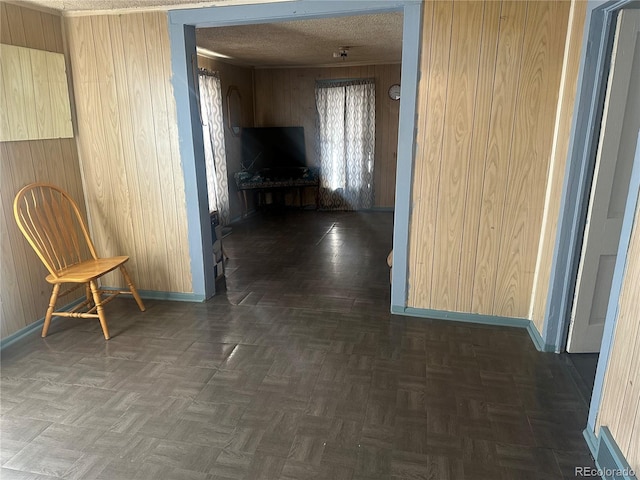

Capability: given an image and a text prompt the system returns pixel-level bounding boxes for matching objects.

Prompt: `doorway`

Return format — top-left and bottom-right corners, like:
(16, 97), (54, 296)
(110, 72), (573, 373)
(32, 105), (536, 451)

(567, 9), (640, 357)
(543, 0), (640, 408)
(167, 1), (422, 300)
(563, 8), (640, 401)
(193, 14), (401, 295)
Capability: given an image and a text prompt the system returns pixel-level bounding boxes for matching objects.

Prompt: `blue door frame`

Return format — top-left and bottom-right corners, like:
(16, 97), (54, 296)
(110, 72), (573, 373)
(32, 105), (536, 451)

(542, 0), (627, 353)
(167, 0), (422, 302)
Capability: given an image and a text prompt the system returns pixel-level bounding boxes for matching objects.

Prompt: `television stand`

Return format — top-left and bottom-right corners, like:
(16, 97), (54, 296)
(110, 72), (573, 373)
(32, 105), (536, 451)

(234, 167), (320, 216)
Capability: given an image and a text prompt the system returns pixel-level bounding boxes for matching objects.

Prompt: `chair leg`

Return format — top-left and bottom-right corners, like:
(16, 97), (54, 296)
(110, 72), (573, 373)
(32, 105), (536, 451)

(89, 280), (110, 340)
(85, 283), (93, 307)
(120, 265), (145, 312)
(42, 283), (61, 337)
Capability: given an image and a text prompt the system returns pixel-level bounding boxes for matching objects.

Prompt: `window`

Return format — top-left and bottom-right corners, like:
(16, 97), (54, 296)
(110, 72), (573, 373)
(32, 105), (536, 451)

(315, 79), (375, 210)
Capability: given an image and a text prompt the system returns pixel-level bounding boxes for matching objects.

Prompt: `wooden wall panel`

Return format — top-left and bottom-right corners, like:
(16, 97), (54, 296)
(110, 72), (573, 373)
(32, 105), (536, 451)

(596, 199), (640, 473)
(3, 2), (26, 46)
(66, 12), (192, 294)
(373, 64), (397, 207)
(122, 13), (169, 291)
(456, 1), (502, 312)
(20, 6), (45, 50)
(472, 1), (528, 315)
(146, 12), (191, 289)
(0, 3), (11, 44)
(109, 14), (148, 288)
(408, 1), (452, 309)
(430, 1), (484, 311)
(253, 63), (401, 208)
(1, 139), (86, 338)
(0, 44), (74, 141)
(0, 45), (31, 139)
(67, 14), (114, 279)
(31, 50), (54, 138)
(408, 0), (571, 318)
(47, 51), (73, 138)
(493, 1), (568, 317)
(530, 0), (588, 332)
(0, 2), (86, 340)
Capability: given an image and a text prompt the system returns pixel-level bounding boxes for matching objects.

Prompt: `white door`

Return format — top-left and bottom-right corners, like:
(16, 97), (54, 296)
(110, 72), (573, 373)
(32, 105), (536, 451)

(568, 9), (640, 353)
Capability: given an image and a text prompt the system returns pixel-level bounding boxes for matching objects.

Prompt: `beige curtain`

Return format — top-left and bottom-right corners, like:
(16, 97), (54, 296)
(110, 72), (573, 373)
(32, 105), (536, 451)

(198, 70), (230, 225)
(315, 79), (375, 210)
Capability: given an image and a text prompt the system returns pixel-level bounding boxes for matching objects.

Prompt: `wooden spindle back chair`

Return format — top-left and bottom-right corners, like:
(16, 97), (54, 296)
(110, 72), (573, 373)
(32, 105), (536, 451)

(13, 183), (145, 339)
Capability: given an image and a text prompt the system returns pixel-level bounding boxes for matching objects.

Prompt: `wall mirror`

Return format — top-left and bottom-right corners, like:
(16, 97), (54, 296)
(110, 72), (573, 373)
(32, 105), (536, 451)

(226, 85), (242, 136)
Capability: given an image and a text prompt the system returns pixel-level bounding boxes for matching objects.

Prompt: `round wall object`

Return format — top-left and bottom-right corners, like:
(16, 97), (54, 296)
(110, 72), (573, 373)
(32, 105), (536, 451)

(388, 83), (401, 100)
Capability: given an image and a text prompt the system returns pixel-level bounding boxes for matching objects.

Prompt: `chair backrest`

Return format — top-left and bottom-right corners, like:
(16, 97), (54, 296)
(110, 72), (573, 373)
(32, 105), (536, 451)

(13, 183), (97, 278)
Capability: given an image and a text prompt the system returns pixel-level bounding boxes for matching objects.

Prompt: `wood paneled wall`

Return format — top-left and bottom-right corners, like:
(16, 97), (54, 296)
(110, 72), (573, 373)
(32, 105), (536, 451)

(0, 2), (85, 339)
(530, 0), (588, 332)
(254, 64), (401, 208)
(0, 44), (74, 141)
(408, 0), (570, 318)
(66, 12), (191, 293)
(596, 199), (640, 473)
(197, 55), (255, 221)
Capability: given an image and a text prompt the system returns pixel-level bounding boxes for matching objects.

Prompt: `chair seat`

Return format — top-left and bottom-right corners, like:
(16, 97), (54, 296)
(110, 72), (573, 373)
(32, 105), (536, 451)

(46, 256), (129, 284)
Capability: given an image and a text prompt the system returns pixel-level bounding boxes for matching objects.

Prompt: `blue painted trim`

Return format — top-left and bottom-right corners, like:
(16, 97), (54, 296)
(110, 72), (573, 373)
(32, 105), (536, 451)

(542, 0), (619, 351)
(137, 290), (205, 302)
(391, 305), (530, 327)
(0, 298), (85, 351)
(582, 427), (638, 480)
(168, 0), (422, 311)
(542, 0), (636, 351)
(101, 287), (205, 303)
(391, 305), (557, 351)
(597, 427), (638, 480)
(584, 427), (599, 458)
(391, 2), (422, 310)
(526, 322), (555, 352)
(169, 1), (413, 26)
(168, 22), (214, 300)
(588, 131), (640, 430)
(1, 319), (47, 350)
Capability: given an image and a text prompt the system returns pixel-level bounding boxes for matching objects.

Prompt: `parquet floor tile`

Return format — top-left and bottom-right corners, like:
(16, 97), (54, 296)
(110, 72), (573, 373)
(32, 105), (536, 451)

(1, 211), (596, 479)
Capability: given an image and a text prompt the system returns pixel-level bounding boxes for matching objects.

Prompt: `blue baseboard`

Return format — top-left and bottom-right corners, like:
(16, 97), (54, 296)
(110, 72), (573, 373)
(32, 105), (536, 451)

(0, 297), (84, 351)
(526, 321), (556, 352)
(584, 427), (599, 456)
(0, 318), (46, 351)
(598, 427), (638, 480)
(99, 287), (205, 302)
(583, 427), (637, 480)
(391, 305), (554, 352)
(134, 289), (205, 302)
(1, 290), (205, 351)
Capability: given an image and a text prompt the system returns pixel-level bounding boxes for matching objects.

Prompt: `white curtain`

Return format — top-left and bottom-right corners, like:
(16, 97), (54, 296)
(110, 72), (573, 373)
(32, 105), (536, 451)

(315, 79), (375, 210)
(198, 70), (230, 225)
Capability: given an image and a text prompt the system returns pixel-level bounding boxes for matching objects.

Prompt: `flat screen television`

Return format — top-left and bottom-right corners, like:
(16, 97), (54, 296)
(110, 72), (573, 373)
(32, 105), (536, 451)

(241, 126), (307, 179)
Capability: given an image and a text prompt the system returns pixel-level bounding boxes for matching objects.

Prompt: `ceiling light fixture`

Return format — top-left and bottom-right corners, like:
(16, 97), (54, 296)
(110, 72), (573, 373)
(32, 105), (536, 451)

(196, 46), (233, 60)
(332, 47), (349, 59)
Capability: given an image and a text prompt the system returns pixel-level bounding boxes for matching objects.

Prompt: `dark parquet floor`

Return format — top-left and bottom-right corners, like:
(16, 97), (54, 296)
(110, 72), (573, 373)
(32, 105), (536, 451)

(0, 211), (596, 479)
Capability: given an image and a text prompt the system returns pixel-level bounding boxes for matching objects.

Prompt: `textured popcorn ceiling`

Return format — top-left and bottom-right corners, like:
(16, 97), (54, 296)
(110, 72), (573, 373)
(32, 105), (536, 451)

(11, 0), (403, 68)
(11, 0), (234, 12)
(196, 13), (403, 68)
